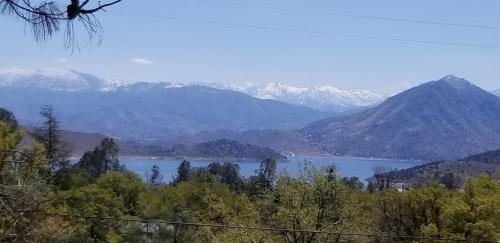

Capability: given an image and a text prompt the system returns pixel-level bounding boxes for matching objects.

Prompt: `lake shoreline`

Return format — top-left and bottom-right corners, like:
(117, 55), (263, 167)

(117, 155), (422, 163)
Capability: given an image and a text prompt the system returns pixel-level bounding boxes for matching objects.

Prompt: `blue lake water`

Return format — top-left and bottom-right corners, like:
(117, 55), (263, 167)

(122, 156), (423, 183)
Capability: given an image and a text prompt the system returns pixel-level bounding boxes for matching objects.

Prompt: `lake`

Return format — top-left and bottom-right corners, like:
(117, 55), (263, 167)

(122, 156), (423, 183)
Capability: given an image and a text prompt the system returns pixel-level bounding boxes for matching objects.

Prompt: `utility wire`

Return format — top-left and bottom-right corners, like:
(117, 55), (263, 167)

(113, 11), (500, 49)
(44, 212), (494, 242)
(190, 0), (500, 31)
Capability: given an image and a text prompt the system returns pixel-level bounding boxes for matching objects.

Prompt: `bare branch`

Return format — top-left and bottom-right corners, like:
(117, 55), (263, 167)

(80, 0), (121, 14)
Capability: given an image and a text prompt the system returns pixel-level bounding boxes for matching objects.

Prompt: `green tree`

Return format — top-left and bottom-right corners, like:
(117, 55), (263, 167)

(440, 172), (461, 190)
(31, 105), (70, 170)
(248, 158), (277, 195)
(205, 162), (242, 190)
(0, 107), (19, 132)
(268, 164), (351, 243)
(77, 138), (125, 178)
(442, 176), (500, 241)
(50, 172), (144, 242)
(148, 164), (163, 185)
(175, 160), (193, 183)
(138, 181), (260, 242)
(377, 184), (450, 240)
(0, 121), (52, 242)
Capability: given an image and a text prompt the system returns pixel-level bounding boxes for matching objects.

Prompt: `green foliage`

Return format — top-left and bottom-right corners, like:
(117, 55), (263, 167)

(50, 172), (145, 242)
(96, 172), (145, 215)
(0, 107), (19, 132)
(0, 122), (52, 242)
(376, 177), (500, 242)
(265, 164), (352, 243)
(31, 105), (71, 170)
(175, 160), (245, 191)
(77, 138), (125, 178)
(377, 184), (449, 238)
(175, 160), (192, 182)
(147, 164), (163, 185)
(53, 166), (92, 190)
(138, 181), (260, 242)
(439, 172), (461, 189)
(0, 122), (22, 153)
(341, 176), (365, 189)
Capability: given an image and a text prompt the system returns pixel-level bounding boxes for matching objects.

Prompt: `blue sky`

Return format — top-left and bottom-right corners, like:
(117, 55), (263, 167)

(1, 0), (500, 94)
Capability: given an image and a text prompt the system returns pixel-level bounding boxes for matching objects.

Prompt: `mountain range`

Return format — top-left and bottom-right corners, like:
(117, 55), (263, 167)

(3, 69), (500, 162)
(301, 75), (500, 161)
(206, 82), (385, 112)
(0, 68), (333, 139)
(0, 68), (383, 112)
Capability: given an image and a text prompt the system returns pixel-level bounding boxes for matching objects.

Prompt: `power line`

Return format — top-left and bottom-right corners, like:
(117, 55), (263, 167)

(45, 212), (494, 242)
(113, 11), (500, 49)
(190, 0), (500, 31)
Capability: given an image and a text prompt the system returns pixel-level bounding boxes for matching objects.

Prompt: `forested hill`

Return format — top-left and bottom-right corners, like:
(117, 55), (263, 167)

(123, 139), (287, 161)
(381, 149), (500, 187)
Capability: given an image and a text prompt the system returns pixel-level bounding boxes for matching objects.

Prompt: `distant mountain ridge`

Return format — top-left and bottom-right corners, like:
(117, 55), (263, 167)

(206, 82), (385, 112)
(0, 68), (329, 139)
(301, 75), (500, 161)
(0, 68), (383, 112)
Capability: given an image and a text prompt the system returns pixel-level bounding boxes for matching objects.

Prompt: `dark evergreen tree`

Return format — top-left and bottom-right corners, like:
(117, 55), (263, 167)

(220, 162), (241, 190)
(175, 160), (192, 182)
(247, 158), (277, 195)
(148, 165), (163, 185)
(440, 172), (461, 189)
(0, 107), (18, 131)
(258, 158), (277, 189)
(31, 105), (70, 170)
(77, 138), (124, 178)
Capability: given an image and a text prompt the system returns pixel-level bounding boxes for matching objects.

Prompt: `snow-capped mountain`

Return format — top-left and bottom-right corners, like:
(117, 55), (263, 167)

(0, 68), (183, 92)
(206, 82), (385, 112)
(0, 68), (384, 112)
(0, 68), (106, 91)
(0, 68), (330, 139)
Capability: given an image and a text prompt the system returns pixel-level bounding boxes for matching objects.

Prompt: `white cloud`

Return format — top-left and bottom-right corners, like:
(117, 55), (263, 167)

(58, 57), (68, 63)
(131, 58), (153, 65)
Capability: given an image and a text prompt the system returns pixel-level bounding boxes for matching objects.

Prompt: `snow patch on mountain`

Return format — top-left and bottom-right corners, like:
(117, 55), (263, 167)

(0, 68), (105, 91)
(0, 68), (384, 112)
(206, 82), (385, 112)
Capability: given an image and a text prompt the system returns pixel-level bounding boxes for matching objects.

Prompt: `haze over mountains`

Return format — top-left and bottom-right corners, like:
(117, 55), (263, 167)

(301, 75), (500, 161)
(0, 68), (336, 139)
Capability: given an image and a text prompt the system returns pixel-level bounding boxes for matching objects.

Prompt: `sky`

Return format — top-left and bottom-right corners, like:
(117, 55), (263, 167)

(1, 0), (500, 94)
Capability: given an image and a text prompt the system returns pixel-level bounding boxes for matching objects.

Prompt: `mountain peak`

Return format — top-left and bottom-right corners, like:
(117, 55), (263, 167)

(437, 74), (474, 90)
